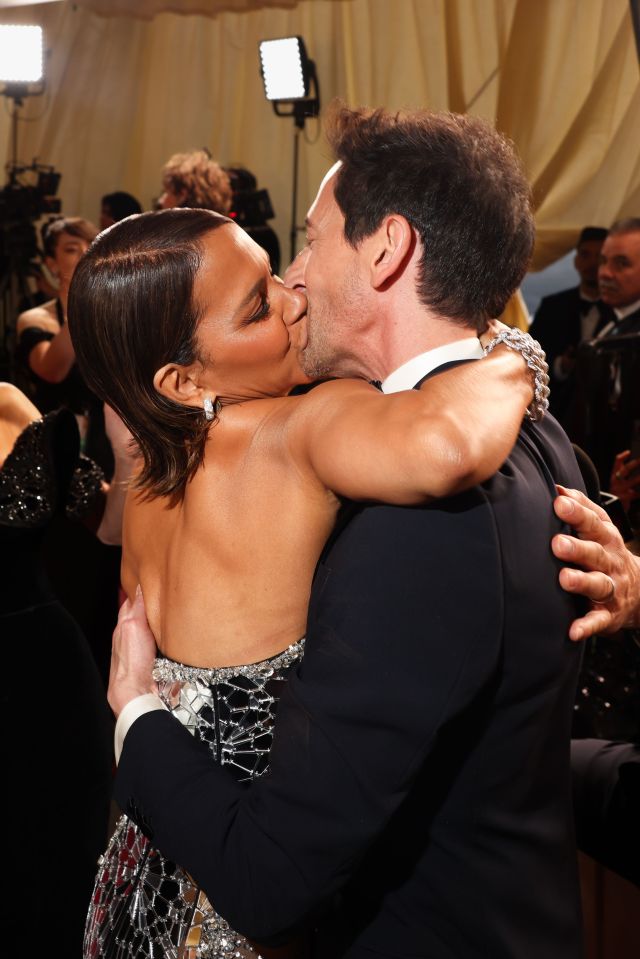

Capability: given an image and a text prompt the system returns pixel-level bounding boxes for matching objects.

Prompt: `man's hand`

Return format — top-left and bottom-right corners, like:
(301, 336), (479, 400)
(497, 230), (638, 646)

(552, 486), (640, 640)
(108, 587), (158, 718)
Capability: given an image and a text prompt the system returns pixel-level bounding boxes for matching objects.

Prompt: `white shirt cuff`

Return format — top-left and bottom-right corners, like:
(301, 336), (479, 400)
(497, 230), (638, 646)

(114, 692), (167, 764)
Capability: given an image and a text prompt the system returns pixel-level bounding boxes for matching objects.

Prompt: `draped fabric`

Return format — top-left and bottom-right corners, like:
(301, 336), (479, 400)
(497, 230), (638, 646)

(74, 0), (306, 18)
(0, 0), (638, 271)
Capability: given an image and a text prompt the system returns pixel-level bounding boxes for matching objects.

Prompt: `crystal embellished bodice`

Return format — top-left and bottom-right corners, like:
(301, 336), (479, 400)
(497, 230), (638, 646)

(84, 640), (305, 959)
(0, 410), (103, 613)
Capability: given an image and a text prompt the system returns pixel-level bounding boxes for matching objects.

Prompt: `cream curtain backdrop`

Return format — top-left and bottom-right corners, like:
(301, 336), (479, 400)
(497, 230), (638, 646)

(0, 0), (638, 270)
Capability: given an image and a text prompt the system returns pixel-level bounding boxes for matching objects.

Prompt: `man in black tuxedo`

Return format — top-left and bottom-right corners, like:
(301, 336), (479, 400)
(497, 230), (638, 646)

(529, 226), (610, 426)
(571, 219), (640, 494)
(552, 487), (640, 889)
(110, 107), (587, 957)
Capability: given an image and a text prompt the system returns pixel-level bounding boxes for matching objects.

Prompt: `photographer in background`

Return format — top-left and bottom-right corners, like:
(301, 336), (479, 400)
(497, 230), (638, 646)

(157, 149), (232, 214)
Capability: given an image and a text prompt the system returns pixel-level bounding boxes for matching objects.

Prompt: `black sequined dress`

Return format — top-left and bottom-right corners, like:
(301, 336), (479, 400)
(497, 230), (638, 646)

(0, 410), (114, 953)
(84, 641), (305, 959)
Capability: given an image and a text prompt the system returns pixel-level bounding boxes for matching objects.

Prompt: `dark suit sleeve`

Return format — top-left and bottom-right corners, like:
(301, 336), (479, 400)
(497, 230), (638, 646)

(116, 496), (503, 941)
(572, 737), (640, 887)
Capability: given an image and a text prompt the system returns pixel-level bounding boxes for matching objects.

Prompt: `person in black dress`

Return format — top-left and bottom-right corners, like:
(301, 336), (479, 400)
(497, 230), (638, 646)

(16, 216), (122, 686)
(0, 382), (113, 954)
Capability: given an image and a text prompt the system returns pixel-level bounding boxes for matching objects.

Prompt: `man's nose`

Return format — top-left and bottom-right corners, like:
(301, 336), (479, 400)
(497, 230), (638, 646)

(283, 247), (308, 289)
(284, 286), (307, 324)
(598, 262), (612, 280)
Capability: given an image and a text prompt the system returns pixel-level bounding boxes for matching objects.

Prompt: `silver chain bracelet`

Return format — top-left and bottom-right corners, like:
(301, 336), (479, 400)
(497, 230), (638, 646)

(483, 328), (550, 422)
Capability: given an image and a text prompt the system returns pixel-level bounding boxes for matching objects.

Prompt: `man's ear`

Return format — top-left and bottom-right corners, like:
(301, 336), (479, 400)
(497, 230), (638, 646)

(369, 214), (414, 289)
(153, 362), (205, 408)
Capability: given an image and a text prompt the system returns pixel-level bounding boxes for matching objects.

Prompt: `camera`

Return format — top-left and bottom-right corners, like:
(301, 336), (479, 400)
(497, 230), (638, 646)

(0, 162), (62, 277)
(224, 166), (281, 274)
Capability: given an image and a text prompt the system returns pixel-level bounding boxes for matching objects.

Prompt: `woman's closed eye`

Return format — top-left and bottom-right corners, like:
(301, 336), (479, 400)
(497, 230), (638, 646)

(249, 296), (271, 323)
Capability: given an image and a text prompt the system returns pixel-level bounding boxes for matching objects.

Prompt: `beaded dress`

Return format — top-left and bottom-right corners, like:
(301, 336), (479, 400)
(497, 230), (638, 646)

(0, 409), (113, 953)
(84, 640), (305, 959)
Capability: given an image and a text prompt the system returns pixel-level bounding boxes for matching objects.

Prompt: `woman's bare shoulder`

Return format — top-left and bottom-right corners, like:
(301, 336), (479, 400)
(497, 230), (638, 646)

(280, 378), (384, 435)
(0, 382), (40, 428)
(16, 300), (58, 334)
(284, 378), (380, 417)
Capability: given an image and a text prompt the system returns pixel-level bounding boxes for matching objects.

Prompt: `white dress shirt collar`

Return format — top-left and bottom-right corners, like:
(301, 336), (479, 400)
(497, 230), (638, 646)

(381, 337), (484, 394)
(614, 298), (640, 322)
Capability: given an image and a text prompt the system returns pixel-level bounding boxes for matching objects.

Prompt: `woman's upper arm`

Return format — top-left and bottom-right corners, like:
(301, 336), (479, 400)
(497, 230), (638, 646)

(288, 357), (530, 504)
(287, 380), (466, 504)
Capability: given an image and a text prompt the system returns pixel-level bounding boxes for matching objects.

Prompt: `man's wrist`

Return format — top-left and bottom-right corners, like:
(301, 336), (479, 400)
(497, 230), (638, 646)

(114, 692), (167, 764)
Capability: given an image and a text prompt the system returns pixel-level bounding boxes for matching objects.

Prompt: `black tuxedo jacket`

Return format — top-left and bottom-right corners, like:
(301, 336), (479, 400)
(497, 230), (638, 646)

(529, 286), (612, 424)
(116, 412), (586, 958)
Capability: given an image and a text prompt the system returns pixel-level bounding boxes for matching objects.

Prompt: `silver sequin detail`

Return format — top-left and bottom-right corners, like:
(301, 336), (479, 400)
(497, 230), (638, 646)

(0, 414), (103, 526)
(0, 417), (54, 526)
(66, 452), (104, 520)
(84, 639), (305, 958)
(152, 640), (306, 685)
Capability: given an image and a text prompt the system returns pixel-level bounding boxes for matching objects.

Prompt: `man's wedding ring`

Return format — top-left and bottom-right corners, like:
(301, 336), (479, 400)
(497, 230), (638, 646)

(616, 470), (623, 480)
(593, 575), (616, 605)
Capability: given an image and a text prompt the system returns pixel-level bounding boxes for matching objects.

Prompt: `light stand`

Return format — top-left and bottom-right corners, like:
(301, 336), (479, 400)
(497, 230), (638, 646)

(259, 37), (321, 264)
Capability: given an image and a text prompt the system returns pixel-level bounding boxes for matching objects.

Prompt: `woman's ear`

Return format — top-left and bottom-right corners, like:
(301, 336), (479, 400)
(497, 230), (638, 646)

(153, 363), (203, 408)
(369, 214), (414, 289)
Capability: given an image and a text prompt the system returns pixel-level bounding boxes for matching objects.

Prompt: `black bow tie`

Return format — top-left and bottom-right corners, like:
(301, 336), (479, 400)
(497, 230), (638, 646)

(579, 298), (601, 314)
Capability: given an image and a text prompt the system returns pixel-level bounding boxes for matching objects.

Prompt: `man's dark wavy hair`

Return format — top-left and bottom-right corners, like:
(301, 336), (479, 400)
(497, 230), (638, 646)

(68, 208), (229, 501)
(326, 102), (535, 330)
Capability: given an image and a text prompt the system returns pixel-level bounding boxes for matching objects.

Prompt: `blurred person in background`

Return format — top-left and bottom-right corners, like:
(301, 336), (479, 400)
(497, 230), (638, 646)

(529, 226), (611, 427)
(571, 219), (640, 523)
(157, 149), (232, 214)
(15, 215), (123, 686)
(0, 381), (124, 954)
(15, 217), (106, 462)
(100, 191), (143, 230)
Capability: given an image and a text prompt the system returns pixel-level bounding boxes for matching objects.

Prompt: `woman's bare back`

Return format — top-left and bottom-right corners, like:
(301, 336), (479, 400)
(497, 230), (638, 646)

(123, 393), (339, 668)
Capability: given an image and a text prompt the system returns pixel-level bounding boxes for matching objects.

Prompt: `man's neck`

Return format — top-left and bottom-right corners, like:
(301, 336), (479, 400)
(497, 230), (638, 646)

(370, 305), (478, 382)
